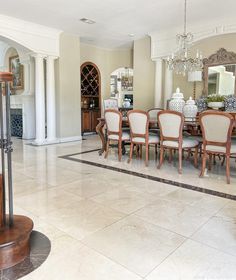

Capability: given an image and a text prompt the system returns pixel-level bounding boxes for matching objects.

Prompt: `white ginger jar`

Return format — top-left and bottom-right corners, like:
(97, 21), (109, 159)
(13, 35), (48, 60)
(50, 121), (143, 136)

(169, 87), (185, 113)
(183, 97), (198, 121)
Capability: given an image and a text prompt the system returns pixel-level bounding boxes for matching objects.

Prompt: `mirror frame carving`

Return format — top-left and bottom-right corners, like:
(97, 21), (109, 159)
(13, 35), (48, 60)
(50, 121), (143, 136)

(203, 48), (236, 96)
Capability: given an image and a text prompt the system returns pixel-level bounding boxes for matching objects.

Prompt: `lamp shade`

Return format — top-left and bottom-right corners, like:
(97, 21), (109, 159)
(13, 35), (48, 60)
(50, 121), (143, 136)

(188, 71), (202, 82)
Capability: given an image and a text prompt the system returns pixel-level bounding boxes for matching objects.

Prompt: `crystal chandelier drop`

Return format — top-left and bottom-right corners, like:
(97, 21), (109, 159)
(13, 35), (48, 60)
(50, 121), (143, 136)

(166, 0), (203, 75)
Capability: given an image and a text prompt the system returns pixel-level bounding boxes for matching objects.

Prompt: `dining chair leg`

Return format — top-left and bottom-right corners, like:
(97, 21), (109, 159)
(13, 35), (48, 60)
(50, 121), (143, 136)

(135, 144), (139, 158)
(226, 155), (230, 184)
(200, 151), (207, 177)
(213, 155), (217, 165)
(194, 146), (198, 168)
(168, 149), (173, 163)
(157, 146), (164, 169)
(221, 155), (225, 166)
(178, 148), (182, 174)
(128, 142), (134, 163)
(104, 140), (109, 159)
(187, 149), (191, 161)
(140, 145), (143, 159)
(208, 154), (212, 171)
(145, 144), (149, 167)
(155, 144), (158, 160)
(118, 140), (122, 162)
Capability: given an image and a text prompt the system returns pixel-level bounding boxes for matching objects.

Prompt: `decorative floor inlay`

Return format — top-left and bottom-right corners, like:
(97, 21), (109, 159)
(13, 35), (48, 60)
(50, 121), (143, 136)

(60, 149), (236, 201)
(0, 231), (51, 280)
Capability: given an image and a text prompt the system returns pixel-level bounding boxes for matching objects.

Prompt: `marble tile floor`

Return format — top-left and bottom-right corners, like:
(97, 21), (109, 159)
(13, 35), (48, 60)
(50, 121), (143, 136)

(6, 135), (236, 279)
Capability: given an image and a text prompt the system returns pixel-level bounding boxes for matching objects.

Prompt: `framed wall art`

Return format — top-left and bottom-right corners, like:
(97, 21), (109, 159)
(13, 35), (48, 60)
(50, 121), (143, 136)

(9, 55), (24, 91)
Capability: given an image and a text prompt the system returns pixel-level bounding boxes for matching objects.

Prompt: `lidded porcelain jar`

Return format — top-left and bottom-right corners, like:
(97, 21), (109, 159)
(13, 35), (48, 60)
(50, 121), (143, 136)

(183, 97), (198, 121)
(169, 88), (185, 113)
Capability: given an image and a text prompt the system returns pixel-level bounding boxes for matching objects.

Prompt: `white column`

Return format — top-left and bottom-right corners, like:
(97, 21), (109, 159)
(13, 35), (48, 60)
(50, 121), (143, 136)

(154, 58), (163, 108)
(164, 65), (173, 109)
(32, 53), (46, 145)
(46, 56), (58, 143)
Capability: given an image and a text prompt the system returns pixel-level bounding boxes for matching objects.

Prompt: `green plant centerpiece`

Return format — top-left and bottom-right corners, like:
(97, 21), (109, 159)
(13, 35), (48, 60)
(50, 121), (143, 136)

(207, 94), (225, 110)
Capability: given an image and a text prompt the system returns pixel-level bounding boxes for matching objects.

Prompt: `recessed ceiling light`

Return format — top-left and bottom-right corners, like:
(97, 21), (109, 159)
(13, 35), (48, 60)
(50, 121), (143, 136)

(128, 34), (135, 37)
(80, 18), (96, 24)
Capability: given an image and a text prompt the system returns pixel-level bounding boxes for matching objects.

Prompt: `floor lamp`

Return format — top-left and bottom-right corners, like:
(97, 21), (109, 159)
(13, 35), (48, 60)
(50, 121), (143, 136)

(188, 71), (202, 100)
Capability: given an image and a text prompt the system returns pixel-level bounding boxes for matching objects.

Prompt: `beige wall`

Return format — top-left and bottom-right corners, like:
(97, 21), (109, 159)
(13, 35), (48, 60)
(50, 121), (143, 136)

(173, 33), (236, 100)
(56, 33), (81, 139)
(80, 43), (133, 101)
(133, 36), (155, 110)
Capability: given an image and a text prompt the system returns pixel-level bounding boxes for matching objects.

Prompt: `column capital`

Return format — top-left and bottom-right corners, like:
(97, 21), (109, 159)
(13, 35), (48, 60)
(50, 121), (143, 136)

(31, 53), (47, 59)
(46, 55), (58, 61)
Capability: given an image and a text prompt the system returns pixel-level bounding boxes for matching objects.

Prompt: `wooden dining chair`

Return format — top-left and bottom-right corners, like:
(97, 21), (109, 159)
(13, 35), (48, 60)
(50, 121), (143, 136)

(157, 110), (199, 174)
(199, 110), (236, 184)
(128, 110), (159, 166)
(104, 109), (130, 161)
(147, 108), (163, 135)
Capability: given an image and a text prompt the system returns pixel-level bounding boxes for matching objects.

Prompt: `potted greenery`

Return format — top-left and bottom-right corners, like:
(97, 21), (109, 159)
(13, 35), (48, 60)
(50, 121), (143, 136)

(207, 94), (225, 110)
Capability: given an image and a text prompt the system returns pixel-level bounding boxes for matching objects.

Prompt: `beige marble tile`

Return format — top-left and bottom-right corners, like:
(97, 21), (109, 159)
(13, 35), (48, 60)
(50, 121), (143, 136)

(91, 187), (158, 214)
(134, 196), (226, 237)
(58, 176), (122, 198)
(41, 199), (126, 240)
(22, 235), (141, 280)
(14, 188), (83, 216)
(83, 215), (185, 277)
(13, 177), (54, 197)
(192, 201), (236, 256)
(8, 135), (236, 280)
(145, 239), (236, 280)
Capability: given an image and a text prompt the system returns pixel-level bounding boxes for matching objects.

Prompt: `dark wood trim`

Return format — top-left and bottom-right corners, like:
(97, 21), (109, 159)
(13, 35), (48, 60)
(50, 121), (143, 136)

(81, 62), (101, 133)
(0, 72), (13, 82)
(203, 48), (236, 96)
(0, 215), (33, 269)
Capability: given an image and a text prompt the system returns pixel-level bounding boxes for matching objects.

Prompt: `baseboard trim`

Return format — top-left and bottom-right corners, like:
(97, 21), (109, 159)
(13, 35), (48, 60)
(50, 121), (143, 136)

(59, 136), (82, 143)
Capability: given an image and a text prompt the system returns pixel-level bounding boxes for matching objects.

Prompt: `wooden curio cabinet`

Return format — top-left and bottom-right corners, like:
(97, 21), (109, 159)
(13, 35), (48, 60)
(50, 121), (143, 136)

(81, 62), (101, 134)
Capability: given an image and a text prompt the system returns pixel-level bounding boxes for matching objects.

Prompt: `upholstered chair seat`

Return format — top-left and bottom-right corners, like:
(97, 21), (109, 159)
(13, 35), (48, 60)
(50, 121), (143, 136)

(108, 132), (130, 141)
(163, 138), (199, 148)
(203, 144), (236, 154)
(157, 110), (199, 174)
(132, 135), (159, 144)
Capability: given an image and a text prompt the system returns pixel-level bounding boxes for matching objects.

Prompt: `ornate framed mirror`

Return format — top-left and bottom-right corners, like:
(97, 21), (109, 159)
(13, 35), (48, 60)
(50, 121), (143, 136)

(203, 48), (236, 96)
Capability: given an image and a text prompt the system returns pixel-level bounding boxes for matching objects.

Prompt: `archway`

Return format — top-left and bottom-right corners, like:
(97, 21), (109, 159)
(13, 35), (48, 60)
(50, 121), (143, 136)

(0, 39), (35, 140)
(110, 67), (133, 108)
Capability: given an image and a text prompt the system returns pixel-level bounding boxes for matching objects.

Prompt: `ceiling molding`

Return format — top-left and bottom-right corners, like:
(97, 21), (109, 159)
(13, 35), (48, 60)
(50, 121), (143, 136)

(150, 21), (236, 60)
(0, 14), (62, 56)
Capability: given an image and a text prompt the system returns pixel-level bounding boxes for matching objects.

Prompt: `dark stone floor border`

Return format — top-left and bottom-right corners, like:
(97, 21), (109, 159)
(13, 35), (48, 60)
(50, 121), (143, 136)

(59, 149), (236, 202)
(1, 231), (51, 280)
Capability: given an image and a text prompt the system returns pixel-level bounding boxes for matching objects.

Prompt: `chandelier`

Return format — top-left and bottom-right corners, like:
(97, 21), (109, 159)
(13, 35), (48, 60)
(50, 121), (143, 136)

(166, 0), (203, 75)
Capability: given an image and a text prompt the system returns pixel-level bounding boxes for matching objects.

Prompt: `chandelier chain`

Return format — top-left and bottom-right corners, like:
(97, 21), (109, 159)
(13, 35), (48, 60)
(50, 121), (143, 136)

(184, 0), (187, 35)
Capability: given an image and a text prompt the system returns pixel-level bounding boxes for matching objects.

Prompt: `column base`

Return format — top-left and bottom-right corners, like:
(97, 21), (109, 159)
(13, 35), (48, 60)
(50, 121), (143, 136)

(31, 138), (60, 146)
(31, 139), (47, 146)
(45, 138), (60, 145)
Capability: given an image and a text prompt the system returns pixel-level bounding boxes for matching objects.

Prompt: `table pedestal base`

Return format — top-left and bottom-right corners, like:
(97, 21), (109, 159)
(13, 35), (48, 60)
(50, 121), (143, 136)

(0, 215), (33, 269)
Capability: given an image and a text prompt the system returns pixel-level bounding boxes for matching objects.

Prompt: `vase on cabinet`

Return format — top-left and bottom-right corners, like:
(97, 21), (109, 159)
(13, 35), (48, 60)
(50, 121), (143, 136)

(183, 97), (198, 121)
(169, 88), (185, 112)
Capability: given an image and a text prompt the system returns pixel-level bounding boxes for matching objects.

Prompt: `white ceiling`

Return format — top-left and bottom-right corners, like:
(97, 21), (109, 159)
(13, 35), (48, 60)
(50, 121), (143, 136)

(1, 0), (236, 49)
